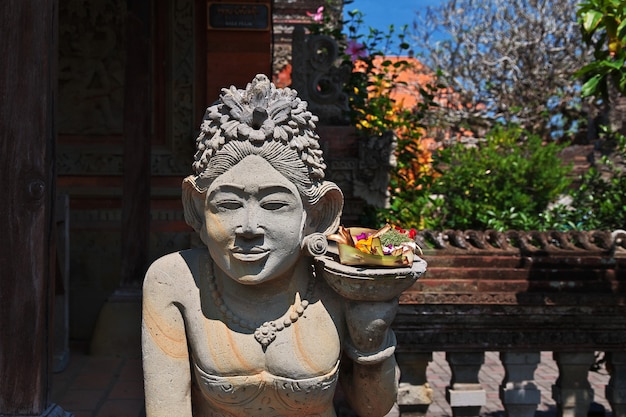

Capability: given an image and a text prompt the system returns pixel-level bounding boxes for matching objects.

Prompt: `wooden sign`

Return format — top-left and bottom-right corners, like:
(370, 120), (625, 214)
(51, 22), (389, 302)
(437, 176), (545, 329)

(208, 3), (269, 30)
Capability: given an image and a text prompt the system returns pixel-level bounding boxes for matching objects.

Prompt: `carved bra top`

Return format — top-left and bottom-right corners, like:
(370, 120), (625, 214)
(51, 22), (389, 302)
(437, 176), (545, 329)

(192, 360), (340, 417)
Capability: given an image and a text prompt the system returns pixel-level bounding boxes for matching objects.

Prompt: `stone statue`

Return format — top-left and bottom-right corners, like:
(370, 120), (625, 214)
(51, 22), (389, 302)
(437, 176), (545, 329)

(142, 74), (401, 417)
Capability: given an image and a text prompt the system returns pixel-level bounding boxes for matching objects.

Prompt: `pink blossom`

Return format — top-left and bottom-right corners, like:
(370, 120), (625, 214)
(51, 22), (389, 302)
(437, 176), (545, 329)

(345, 39), (368, 62)
(306, 6), (324, 22)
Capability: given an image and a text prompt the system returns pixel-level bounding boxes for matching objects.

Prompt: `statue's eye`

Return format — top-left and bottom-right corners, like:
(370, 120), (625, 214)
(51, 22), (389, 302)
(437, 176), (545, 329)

(261, 201), (289, 211)
(215, 200), (243, 210)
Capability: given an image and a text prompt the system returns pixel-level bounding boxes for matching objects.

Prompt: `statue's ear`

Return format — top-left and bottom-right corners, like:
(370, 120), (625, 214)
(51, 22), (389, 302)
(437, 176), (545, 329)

(307, 182), (344, 235)
(182, 176), (206, 236)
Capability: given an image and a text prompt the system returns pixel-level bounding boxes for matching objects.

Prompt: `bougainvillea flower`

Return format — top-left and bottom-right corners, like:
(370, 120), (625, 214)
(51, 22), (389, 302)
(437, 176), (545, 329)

(345, 39), (368, 62)
(306, 6), (324, 22)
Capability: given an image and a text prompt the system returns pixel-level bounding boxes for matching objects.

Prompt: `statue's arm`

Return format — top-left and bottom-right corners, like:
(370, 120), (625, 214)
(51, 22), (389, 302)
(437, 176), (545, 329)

(340, 353), (399, 417)
(340, 300), (400, 417)
(142, 261), (193, 417)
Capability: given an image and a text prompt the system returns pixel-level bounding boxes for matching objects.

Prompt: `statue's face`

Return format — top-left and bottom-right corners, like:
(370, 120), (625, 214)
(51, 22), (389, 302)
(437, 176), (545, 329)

(204, 155), (306, 285)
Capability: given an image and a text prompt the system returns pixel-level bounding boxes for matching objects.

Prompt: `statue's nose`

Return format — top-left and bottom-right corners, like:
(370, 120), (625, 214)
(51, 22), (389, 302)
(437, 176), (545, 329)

(238, 208), (262, 238)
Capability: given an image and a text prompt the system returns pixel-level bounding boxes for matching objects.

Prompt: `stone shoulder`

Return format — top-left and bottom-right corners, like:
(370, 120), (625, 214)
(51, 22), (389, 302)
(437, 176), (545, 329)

(143, 248), (205, 305)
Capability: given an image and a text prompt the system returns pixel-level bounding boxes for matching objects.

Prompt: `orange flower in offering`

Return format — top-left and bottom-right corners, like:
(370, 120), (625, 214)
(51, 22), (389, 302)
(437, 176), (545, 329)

(355, 234), (374, 254)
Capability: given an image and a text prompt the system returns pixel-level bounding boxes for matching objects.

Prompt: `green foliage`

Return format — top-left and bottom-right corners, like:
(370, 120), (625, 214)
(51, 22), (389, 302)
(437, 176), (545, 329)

(549, 127), (626, 230)
(377, 126), (574, 231)
(576, 0), (626, 98)
(428, 127), (573, 230)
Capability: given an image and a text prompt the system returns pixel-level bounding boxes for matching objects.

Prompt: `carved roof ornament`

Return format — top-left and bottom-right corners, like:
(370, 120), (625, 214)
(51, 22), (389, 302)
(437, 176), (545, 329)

(192, 74), (327, 183)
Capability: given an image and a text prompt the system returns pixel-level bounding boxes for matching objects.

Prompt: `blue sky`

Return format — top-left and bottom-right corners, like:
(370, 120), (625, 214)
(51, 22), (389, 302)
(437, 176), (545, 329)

(345, 0), (444, 34)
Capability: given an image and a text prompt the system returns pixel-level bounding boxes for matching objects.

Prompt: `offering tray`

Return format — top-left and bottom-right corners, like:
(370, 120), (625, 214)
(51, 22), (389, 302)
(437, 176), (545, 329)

(314, 250), (427, 302)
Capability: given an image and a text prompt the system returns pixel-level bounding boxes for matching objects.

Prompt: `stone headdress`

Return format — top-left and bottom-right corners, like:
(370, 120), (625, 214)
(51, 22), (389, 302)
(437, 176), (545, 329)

(192, 74), (328, 186)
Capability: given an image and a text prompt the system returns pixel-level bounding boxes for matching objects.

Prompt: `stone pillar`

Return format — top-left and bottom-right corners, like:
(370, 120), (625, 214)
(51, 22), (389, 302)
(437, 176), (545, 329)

(552, 352), (595, 417)
(606, 352), (626, 417)
(446, 352), (486, 417)
(499, 352), (541, 417)
(396, 351), (434, 416)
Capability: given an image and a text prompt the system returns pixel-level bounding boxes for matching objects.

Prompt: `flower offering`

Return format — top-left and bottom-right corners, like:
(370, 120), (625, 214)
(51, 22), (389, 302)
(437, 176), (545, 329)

(327, 225), (421, 267)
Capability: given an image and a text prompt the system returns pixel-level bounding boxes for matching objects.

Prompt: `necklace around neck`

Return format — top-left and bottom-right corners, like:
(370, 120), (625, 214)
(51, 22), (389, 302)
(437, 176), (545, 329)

(207, 260), (316, 348)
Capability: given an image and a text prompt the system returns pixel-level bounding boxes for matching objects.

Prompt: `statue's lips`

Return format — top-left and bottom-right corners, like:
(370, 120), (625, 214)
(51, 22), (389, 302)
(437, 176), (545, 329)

(230, 248), (269, 262)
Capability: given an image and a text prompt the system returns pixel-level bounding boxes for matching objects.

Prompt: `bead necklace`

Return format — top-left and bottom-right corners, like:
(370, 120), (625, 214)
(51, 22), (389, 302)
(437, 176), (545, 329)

(207, 261), (316, 348)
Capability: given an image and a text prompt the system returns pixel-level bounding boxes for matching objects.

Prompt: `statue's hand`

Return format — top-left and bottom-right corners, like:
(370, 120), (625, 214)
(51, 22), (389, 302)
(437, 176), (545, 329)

(344, 298), (398, 353)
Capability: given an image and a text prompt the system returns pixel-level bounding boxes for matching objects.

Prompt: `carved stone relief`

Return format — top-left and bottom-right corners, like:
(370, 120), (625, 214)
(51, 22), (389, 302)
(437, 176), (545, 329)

(291, 25), (350, 125)
(58, 0), (126, 135)
(353, 131), (397, 209)
(165, 0), (195, 175)
(57, 0), (195, 176)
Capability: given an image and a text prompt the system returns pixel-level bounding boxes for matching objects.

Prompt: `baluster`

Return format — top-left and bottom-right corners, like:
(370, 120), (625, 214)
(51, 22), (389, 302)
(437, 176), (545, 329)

(446, 352), (486, 417)
(606, 351), (626, 417)
(552, 352), (595, 417)
(395, 351), (433, 416)
(499, 352), (541, 417)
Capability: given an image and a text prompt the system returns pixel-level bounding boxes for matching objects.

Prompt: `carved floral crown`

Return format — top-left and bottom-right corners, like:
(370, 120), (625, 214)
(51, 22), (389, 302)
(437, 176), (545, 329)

(192, 74), (327, 180)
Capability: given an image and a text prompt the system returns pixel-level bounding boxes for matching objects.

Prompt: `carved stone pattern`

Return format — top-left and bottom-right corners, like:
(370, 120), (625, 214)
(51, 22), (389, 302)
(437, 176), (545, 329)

(70, 209), (186, 223)
(394, 301), (626, 351)
(396, 304), (626, 317)
(272, 40), (292, 76)
(328, 159), (357, 170)
(399, 292), (519, 305)
(325, 159), (356, 190)
(394, 329), (626, 352)
(399, 292), (626, 306)
(58, 0), (126, 135)
(56, 149), (123, 175)
(161, 0), (195, 176)
(57, 0), (194, 175)
(416, 229), (626, 256)
(353, 131), (397, 209)
(290, 26), (350, 125)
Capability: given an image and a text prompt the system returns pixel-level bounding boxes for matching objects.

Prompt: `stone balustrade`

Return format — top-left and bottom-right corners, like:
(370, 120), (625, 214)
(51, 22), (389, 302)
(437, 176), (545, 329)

(393, 230), (626, 417)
